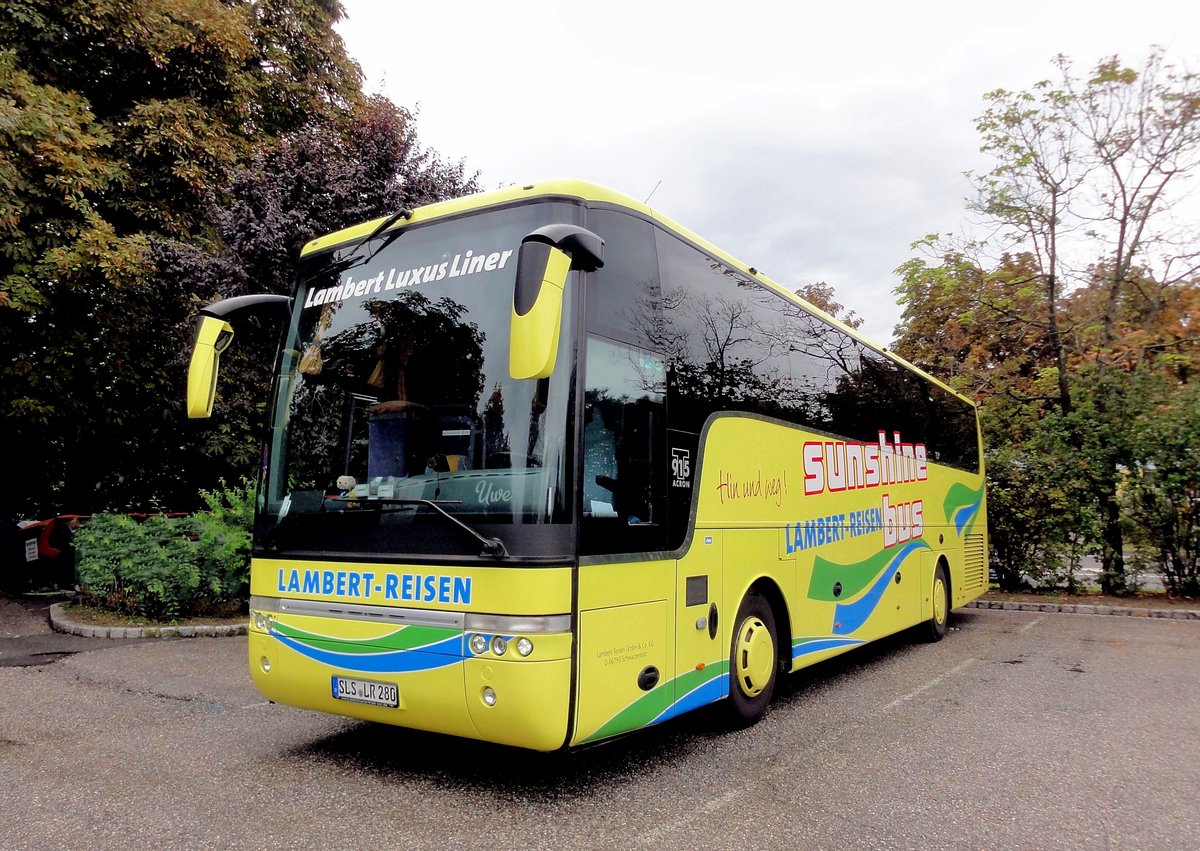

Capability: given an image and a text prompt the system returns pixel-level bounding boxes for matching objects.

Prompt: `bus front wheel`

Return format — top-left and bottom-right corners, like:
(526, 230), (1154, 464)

(724, 591), (778, 726)
(925, 563), (950, 642)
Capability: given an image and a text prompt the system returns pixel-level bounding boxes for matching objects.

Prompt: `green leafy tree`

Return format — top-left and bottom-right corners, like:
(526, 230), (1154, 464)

(896, 48), (1200, 594)
(0, 1), (365, 518)
(984, 435), (1100, 592)
(1124, 380), (1200, 597)
(153, 96), (479, 488)
(968, 48), (1200, 593)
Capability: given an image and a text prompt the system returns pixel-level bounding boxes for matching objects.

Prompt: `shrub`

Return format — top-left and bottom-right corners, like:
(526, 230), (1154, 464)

(74, 478), (257, 620)
(75, 514), (200, 621)
(186, 478), (255, 613)
(1123, 385), (1200, 598)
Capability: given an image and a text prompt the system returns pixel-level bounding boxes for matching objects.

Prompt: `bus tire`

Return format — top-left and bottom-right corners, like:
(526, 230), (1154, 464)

(724, 591), (778, 726)
(926, 562), (950, 642)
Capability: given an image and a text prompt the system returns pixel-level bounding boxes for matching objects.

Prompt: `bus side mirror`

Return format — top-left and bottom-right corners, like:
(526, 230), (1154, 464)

(509, 225), (604, 380)
(187, 315), (235, 418)
(186, 294), (292, 419)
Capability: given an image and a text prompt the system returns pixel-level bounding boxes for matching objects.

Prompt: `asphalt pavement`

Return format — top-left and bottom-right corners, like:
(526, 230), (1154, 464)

(0, 593), (150, 667)
(1, 601), (1197, 849)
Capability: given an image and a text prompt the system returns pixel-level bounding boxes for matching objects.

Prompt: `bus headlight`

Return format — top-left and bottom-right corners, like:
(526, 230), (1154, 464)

(516, 637), (534, 657)
(490, 636), (508, 656)
(470, 634), (488, 655)
(253, 611), (266, 631)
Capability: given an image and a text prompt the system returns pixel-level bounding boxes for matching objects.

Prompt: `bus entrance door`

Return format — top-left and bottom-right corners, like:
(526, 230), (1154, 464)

(674, 531), (727, 714)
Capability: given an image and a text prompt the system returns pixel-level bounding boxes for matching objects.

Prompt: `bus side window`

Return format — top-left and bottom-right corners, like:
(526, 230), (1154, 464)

(581, 336), (667, 556)
(584, 208), (660, 345)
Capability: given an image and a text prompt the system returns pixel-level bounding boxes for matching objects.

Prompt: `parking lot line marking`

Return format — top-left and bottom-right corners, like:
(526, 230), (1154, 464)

(1020, 616), (1045, 633)
(883, 659), (975, 711)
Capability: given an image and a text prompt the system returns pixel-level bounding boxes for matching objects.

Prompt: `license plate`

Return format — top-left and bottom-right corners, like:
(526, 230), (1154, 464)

(331, 676), (398, 708)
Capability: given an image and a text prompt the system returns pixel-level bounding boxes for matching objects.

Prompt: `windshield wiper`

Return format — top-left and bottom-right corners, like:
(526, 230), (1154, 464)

(303, 208), (414, 282)
(328, 497), (509, 558)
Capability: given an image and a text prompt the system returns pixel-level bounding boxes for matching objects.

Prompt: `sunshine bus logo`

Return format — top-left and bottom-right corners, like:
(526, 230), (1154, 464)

(793, 429), (928, 551)
(802, 430), (928, 495)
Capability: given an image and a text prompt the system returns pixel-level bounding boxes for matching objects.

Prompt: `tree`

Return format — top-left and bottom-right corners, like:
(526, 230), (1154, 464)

(1123, 378), (1200, 597)
(0, 1), (362, 518)
(900, 48), (1200, 594)
(794, 282), (864, 330)
(894, 248), (1052, 401)
(984, 434), (1101, 592)
(153, 97), (479, 491)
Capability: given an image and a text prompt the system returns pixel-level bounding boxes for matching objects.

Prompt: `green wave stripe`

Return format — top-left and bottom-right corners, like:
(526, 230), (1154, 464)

(808, 547), (898, 601)
(272, 620), (459, 654)
(582, 661), (729, 743)
(943, 481), (985, 537)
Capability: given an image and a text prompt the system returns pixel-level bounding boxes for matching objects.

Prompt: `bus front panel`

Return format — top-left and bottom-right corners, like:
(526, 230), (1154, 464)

(249, 559), (574, 751)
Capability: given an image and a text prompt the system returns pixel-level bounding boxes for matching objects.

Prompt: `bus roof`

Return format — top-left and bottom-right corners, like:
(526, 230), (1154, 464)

(300, 179), (975, 409)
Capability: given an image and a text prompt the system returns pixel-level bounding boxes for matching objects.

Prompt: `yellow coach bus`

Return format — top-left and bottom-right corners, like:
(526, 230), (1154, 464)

(187, 180), (987, 751)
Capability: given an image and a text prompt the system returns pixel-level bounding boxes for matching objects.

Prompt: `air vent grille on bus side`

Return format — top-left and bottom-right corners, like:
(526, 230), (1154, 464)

(963, 534), (986, 591)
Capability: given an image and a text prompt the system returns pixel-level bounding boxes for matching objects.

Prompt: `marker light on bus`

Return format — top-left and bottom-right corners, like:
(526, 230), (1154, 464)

(463, 613), (571, 634)
(250, 596), (282, 634)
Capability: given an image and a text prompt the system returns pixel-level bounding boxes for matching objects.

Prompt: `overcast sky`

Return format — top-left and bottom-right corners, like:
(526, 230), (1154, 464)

(336, 1), (1199, 344)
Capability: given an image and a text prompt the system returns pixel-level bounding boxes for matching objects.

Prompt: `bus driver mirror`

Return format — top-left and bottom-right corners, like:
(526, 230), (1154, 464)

(187, 314), (235, 419)
(186, 293), (292, 419)
(509, 224), (604, 380)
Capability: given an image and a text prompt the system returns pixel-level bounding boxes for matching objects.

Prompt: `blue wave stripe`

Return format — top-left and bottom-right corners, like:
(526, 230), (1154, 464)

(953, 498), (981, 535)
(272, 631), (463, 674)
(833, 540), (930, 635)
(653, 675), (727, 724)
(791, 637), (865, 660)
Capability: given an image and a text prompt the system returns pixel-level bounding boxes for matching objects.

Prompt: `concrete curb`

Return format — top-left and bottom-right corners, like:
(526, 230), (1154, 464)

(49, 602), (248, 638)
(964, 599), (1200, 620)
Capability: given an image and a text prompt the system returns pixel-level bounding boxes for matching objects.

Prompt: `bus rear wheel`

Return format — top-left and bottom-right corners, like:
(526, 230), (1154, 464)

(925, 563), (950, 642)
(724, 591), (778, 726)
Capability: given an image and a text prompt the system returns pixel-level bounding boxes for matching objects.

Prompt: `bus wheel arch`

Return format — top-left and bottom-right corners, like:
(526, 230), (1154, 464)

(752, 578), (791, 675)
(925, 557), (951, 642)
(723, 580), (788, 726)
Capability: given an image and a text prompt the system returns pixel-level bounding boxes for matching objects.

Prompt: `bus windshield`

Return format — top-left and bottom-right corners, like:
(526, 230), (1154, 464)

(259, 201), (579, 560)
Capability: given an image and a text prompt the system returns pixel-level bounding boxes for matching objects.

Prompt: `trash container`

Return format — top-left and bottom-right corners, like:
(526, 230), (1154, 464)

(0, 516), (81, 593)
